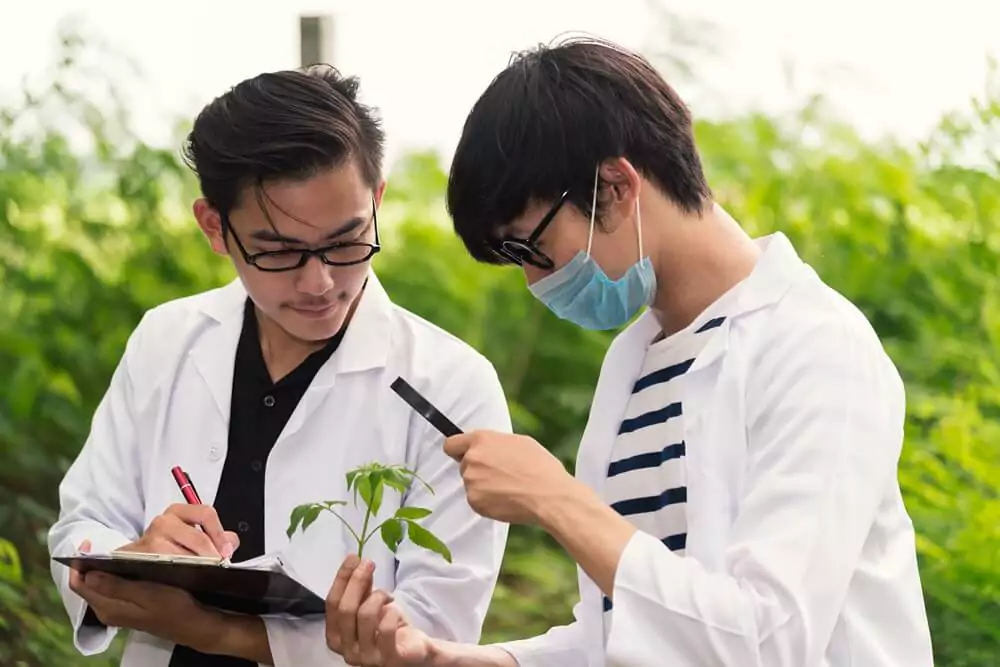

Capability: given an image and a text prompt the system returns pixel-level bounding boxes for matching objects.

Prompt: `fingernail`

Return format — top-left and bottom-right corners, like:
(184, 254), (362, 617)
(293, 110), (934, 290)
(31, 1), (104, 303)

(364, 560), (375, 573)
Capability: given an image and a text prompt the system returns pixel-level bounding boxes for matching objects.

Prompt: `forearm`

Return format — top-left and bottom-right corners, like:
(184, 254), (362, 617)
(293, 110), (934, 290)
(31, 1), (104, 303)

(535, 477), (636, 598)
(433, 640), (518, 667)
(201, 613), (273, 665)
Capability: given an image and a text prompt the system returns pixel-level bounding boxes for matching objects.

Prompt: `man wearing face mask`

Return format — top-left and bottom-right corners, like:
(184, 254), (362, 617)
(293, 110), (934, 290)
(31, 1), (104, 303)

(325, 37), (934, 667)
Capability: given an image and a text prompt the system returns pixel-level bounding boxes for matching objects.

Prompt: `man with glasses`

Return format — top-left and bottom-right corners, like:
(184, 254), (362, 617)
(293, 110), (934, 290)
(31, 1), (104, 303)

(47, 65), (511, 667)
(328, 37), (933, 667)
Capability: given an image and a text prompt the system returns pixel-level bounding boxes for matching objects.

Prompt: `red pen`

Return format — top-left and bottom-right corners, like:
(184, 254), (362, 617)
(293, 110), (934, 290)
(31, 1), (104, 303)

(171, 466), (202, 504)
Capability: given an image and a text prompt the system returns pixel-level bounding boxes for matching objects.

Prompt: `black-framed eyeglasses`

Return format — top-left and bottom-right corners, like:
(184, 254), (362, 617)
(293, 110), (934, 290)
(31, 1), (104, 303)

(492, 190), (569, 270)
(222, 198), (381, 272)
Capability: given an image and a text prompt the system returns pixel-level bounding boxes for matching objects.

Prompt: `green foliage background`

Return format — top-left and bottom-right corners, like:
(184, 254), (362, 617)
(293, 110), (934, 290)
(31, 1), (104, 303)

(1, 31), (998, 666)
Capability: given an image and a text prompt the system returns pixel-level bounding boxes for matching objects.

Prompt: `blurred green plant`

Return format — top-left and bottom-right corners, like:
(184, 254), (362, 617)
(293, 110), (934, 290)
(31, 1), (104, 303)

(287, 462), (452, 563)
(0, 24), (998, 667)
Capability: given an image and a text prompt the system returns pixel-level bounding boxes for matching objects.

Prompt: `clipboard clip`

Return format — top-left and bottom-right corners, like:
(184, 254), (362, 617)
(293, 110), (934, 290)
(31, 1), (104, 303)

(390, 377), (463, 437)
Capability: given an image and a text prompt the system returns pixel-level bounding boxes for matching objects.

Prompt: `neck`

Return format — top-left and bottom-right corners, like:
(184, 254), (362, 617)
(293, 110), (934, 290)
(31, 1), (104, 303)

(648, 201), (760, 337)
(255, 312), (328, 382)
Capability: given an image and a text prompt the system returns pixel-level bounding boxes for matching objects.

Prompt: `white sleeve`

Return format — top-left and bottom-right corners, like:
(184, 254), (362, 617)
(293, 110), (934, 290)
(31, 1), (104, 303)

(264, 355), (513, 666)
(46, 328), (147, 655)
(605, 317), (906, 667)
(490, 601), (589, 667)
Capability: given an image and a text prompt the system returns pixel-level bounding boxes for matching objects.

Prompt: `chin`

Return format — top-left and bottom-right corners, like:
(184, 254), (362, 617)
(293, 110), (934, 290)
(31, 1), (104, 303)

(282, 306), (347, 342)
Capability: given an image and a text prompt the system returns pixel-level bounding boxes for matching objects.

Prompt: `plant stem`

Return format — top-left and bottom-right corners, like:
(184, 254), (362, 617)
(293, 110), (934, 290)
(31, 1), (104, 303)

(323, 509), (362, 545)
(359, 519), (390, 550)
(357, 507), (373, 558)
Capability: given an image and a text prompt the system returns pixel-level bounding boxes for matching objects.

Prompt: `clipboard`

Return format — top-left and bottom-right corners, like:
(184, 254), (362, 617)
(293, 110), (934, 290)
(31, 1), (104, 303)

(53, 552), (324, 618)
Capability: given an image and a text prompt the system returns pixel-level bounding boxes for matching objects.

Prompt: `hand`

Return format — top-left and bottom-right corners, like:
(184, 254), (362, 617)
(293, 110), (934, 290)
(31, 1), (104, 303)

(443, 430), (577, 524)
(70, 539), (223, 651)
(325, 555), (437, 666)
(117, 503), (239, 559)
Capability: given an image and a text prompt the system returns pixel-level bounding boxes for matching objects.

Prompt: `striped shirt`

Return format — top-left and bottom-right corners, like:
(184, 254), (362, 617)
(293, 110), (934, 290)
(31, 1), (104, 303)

(601, 314), (727, 640)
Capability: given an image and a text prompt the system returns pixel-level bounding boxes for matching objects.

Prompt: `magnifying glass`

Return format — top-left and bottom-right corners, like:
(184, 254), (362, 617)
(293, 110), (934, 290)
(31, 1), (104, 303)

(390, 376), (462, 437)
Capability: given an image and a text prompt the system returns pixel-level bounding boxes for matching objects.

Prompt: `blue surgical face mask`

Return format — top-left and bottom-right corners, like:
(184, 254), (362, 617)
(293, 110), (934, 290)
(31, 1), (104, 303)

(528, 167), (657, 330)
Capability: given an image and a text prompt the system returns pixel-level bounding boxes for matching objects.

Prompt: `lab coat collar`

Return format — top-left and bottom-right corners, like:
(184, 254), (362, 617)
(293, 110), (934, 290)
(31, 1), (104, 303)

(577, 231), (806, 486)
(191, 270), (393, 422)
(621, 231), (804, 371)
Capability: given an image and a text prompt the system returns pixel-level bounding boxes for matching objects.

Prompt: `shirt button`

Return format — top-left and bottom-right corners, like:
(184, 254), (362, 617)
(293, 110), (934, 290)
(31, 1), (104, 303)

(251, 460), (263, 472)
(237, 521), (250, 533)
(263, 395), (275, 407)
(207, 444), (223, 462)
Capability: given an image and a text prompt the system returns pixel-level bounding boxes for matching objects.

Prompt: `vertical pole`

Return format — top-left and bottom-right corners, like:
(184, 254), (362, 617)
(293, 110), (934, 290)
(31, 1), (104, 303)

(299, 15), (334, 67)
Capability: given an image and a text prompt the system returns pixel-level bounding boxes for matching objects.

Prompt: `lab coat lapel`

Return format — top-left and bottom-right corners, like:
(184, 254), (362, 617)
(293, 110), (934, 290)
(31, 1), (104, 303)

(189, 280), (247, 422)
(576, 312), (660, 494)
(275, 271), (393, 444)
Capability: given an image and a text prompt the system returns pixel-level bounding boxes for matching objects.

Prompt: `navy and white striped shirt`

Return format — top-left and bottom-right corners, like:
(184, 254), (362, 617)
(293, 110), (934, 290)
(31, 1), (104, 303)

(601, 314), (726, 640)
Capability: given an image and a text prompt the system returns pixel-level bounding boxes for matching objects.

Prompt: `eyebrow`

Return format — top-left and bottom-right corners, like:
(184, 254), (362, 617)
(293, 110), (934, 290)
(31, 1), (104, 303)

(249, 216), (368, 244)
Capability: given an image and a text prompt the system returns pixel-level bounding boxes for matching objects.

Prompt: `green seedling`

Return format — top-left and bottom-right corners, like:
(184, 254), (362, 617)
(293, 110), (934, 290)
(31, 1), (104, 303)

(286, 462), (452, 563)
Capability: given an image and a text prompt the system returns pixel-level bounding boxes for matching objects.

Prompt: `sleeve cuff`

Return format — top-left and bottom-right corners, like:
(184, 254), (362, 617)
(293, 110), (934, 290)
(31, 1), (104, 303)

(487, 623), (587, 667)
(264, 616), (338, 667)
(62, 529), (133, 655)
(612, 529), (679, 602)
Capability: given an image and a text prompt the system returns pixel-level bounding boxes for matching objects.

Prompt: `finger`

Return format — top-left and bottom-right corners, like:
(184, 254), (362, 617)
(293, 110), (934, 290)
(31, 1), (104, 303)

(325, 554), (362, 653)
(222, 530), (240, 555)
(338, 560), (374, 665)
(77, 578), (143, 628)
(377, 604), (403, 665)
(78, 539), (92, 554)
(145, 512), (219, 556)
(164, 504), (233, 557)
(357, 589), (393, 665)
(442, 434), (472, 461)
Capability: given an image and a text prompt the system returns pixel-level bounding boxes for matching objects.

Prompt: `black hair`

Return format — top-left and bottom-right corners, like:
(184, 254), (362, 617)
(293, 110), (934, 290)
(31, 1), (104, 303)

(182, 64), (384, 217)
(446, 35), (712, 264)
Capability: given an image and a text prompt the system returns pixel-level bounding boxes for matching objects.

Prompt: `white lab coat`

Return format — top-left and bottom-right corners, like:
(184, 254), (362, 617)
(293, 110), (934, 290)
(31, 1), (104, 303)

(47, 272), (511, 667)
(499, 233), (934, 667)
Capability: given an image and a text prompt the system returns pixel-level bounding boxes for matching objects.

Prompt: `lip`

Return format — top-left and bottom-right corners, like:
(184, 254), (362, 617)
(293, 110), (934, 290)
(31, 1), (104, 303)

(289, 303), (338, 319)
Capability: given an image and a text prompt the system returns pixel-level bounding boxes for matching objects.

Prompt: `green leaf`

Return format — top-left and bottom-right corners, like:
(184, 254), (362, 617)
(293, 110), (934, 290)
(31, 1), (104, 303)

(370, 475), (385, 516)
(380, 519), (404, 553)
(357, 475), (374, 511)
(346, 470), (360, 492)
(302, 505), (324, 532)
(406, 521), (452, 563)
(286, 503), (312, 538)
(0, 538), (22, 584)
(382, 468), (411, 494)
(395, 506), (432, 520)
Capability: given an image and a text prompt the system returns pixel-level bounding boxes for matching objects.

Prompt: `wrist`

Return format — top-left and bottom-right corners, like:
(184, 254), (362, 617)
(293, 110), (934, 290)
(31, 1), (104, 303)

(187, 608), (230, 655)
(534, 476), (597, 533)
(430, 640), (517, 667)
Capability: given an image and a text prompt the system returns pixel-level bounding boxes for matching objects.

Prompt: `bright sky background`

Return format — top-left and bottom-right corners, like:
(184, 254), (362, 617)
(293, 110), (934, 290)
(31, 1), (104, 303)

(2, 0), (998, 173)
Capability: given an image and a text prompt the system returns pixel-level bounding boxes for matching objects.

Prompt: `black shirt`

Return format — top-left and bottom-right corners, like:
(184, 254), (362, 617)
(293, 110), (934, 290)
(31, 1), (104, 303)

(169, 299), (344, 666)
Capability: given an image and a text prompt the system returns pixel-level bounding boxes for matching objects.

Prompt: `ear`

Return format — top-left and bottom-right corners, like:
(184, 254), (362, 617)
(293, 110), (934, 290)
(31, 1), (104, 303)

(373, 180), (387, 208)
(193, 198), (229, 257)
(598, 157), (642, 220)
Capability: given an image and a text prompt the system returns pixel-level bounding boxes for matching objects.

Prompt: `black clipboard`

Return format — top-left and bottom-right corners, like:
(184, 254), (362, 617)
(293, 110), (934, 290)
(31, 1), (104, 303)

(53, 554), (324, 617)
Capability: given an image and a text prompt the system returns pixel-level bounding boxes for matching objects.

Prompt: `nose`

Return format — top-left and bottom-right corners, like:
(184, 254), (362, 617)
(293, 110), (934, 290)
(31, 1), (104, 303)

(295, 256), (336, 296)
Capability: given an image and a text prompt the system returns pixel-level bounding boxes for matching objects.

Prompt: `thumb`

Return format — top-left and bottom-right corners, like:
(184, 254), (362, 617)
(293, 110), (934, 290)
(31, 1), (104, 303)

(77, 539), (92, 554)
(442, 434), (472, 462)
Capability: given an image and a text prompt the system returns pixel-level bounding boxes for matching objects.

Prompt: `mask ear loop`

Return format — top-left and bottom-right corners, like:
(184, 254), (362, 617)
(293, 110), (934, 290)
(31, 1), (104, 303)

(586, 164), (599, 257)
(635, 196), (644, 260)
